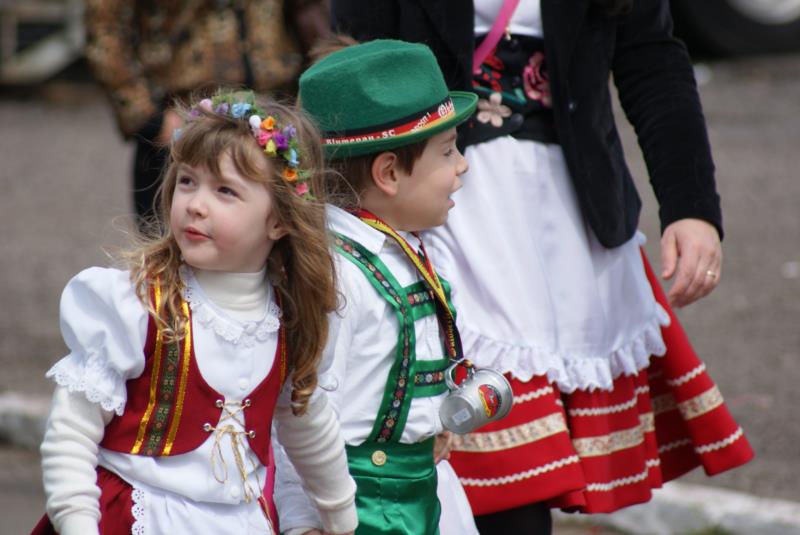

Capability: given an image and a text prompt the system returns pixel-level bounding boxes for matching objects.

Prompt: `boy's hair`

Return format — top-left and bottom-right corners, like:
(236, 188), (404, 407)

(307, 33), (430, 210)
(307, 33), (360, 65)
(327, 139), (428, 210)
(123, 94), (336, 415)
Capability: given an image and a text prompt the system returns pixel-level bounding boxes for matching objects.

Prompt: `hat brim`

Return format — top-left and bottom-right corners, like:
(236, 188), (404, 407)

(324, 91), (478, 160)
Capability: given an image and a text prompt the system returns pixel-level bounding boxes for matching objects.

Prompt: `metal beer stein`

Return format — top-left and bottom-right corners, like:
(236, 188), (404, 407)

(439, 362), (513, 434)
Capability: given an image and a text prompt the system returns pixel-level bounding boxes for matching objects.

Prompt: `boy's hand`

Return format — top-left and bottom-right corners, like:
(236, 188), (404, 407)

(434, 431), (454, 463)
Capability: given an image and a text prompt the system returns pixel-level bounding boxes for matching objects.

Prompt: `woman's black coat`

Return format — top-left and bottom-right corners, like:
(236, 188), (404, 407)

(331, 0), (722, 248)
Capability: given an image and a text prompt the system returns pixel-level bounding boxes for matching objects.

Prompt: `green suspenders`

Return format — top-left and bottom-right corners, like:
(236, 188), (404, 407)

(334, 232), (452, 443)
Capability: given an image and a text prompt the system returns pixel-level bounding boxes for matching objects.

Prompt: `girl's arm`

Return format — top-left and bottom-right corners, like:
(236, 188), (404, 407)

(41, 267), (148, 534)
(274, 256), (361, 534)
(273, 439), (325, 534)
(274, 393), (357, 535)
(40, 386), (114, 535)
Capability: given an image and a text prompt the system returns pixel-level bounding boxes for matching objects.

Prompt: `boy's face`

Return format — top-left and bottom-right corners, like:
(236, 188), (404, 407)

(392, 128), (468, 232)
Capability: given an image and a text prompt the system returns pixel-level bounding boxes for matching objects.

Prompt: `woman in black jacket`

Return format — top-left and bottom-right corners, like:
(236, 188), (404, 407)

(331, 1), (752, 533)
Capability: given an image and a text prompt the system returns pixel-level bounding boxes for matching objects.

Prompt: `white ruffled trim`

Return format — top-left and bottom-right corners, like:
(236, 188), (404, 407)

(132, 486), (145, 535)
(461, 304), (671, 393)
(180, 266), (281, 348)
(45, 350), (127, 415)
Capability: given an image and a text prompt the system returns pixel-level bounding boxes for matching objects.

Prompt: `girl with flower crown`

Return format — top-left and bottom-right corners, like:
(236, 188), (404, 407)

(32, 91), (358, 535)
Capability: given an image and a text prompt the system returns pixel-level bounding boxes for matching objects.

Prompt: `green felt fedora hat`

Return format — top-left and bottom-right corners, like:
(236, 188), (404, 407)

(299, 39), (477, 159)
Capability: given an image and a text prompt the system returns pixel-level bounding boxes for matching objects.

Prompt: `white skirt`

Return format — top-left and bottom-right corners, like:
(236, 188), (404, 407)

(426, 136), (670, 392)
(437, 460), (479, 535)
(130, 479), (273, 535)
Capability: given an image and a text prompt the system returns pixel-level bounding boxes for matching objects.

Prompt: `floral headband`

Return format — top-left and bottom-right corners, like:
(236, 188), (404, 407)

(180, 92), (313, 199)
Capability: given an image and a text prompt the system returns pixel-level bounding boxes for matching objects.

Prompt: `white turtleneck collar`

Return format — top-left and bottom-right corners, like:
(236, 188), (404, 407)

(192, 267), (269, 322)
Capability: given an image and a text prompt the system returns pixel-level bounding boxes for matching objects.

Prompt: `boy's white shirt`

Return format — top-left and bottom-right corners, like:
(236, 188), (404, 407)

(312, 205), (447, 446)
(41, 266), (356, 535)
(275, 205), (477, 535)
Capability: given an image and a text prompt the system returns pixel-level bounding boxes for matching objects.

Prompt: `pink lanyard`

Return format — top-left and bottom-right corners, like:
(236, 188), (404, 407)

(473, 0), (521, 74)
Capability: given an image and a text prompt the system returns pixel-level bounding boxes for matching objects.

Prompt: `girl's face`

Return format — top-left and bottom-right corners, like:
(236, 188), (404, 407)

(170, 151), (286, 273)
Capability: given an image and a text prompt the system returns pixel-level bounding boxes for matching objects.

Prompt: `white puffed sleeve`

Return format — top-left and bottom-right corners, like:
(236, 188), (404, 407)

(45, 267), (149, 415)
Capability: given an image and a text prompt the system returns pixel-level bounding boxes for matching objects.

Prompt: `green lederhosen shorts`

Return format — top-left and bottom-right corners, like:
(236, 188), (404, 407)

(347, 438), (440, 535)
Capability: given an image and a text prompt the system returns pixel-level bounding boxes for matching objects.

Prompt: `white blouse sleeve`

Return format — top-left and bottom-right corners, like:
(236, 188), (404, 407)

(45, 267), (149, 415)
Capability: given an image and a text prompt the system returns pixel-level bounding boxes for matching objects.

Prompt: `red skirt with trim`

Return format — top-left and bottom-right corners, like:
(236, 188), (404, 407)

(31, 467), (135, 535)
(449, 253), (754, 516)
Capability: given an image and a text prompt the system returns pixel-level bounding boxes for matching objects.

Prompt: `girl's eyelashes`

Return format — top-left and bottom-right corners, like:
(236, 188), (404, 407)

(444, 148), (455, 157)
(177, 175), (193, 186)
(218, 186), (239, 197)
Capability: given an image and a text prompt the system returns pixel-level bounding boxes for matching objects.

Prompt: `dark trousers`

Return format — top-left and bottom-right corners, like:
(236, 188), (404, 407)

(133, 137), (169, 230)
(475, 502), (553, 535)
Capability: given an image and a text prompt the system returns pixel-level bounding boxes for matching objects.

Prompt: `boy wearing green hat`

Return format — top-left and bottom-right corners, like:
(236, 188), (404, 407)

(275, 39), (479, 534)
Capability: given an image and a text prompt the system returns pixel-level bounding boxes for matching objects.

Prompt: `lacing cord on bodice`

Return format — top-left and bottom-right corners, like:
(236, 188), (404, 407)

(204, 399), (274, 532)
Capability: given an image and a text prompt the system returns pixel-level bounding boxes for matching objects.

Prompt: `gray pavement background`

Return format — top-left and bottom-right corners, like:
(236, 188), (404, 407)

(1, 53), (799, 533)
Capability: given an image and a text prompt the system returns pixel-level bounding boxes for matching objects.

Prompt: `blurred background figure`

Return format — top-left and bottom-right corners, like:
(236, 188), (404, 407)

(84, 0), (331, 229)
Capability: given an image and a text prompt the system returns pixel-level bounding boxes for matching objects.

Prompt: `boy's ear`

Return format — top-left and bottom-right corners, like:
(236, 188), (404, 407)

(370, 151), (400, 197)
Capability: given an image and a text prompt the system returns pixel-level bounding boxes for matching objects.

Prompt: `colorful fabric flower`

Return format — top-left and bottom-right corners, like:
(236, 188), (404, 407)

(249, 115), (262, 131)
(214, 102), (229, 115)
(522, 52), (552, 108)
(198, 98), (213, 112)
(295, 182), (309, 196)
(273, 133), (288, 151)
(257, 130), (273, 146)
(231, 102), (252, 118)
(288, 148), (299, 167)
(261, 116), (276, 130)
(282, 125), (297, 139)
(476, 92), (512, 127)
(265, 139), (277, 156)
(283, 167), (298, 182)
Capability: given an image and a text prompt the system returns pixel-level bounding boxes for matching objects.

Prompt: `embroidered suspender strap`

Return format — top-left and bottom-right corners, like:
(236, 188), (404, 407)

(405, 279), (452, 322)
(413, 357), (450, 397)
(389, 280), (450, 396)
(132, 279), (193, 456)
(473, 0), (521, 74)
(333, 233), (418, 444)
(353, 209), (467, 368)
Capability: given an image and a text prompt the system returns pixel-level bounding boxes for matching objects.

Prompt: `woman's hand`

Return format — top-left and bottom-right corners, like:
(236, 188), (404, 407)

(660, 218), (722, 308)
(434, 431), (454, 463)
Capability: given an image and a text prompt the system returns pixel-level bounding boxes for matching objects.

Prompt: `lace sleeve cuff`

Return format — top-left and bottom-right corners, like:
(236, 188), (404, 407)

(46, 350), (127, 415)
